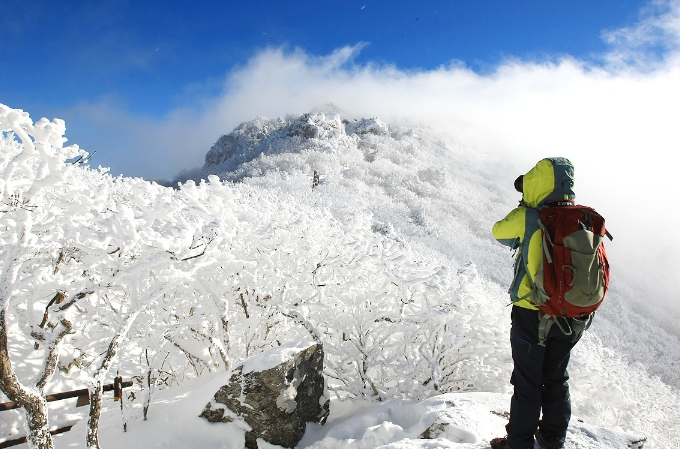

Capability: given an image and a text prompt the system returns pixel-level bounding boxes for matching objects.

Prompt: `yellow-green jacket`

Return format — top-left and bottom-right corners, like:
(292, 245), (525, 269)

(492, 158), (576, 310)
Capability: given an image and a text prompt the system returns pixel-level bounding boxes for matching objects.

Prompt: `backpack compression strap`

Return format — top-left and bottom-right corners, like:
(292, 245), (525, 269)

(538, 313), (559, 347)
(538, 312), (594, 346)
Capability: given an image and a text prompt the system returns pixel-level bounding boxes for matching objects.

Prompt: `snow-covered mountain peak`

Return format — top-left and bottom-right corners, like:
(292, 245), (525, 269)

(201, 111), (390, 182)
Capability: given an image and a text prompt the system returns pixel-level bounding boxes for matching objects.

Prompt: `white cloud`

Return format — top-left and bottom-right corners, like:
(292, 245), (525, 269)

(602, 0), (680, 69)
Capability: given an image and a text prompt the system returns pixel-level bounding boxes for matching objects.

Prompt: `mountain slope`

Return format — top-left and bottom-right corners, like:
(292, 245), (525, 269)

(1, 104), (677, 448)
(198, 109), (680, 448)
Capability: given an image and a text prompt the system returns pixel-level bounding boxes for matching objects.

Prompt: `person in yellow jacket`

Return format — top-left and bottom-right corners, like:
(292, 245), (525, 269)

(490, 158), (580, 449)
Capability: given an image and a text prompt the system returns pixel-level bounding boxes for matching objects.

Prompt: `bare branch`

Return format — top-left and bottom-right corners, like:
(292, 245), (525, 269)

(278, 310), (322, 342)
(238, 293), (250, 319)
(35, 318), (73, 392)
(53, 251), (66, 275)
(164, 335), (205, 376)
(189, 327), (229, 369)
(38, 291), (66, 329)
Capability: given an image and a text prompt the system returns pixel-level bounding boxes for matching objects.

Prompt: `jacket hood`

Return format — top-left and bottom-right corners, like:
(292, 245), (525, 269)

(522, 157), (575, 208)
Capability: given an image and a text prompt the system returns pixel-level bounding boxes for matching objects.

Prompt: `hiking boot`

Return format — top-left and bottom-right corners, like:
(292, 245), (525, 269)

(535, 429), (563, 449)
(489, 436), (511, 449)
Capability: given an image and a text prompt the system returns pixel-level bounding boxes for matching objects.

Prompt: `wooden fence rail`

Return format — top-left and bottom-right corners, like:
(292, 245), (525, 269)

(0, 377), (133, 448)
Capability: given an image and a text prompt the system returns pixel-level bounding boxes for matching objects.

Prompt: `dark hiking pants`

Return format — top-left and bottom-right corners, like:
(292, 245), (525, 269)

(506, 306), (578, 449)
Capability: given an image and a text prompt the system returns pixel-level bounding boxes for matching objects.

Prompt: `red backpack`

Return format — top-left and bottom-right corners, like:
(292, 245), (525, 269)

(529, 203), (611, 344)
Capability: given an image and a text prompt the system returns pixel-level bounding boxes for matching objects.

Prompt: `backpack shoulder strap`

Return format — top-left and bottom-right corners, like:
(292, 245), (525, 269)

(517, 206), (542, 297)
(537, 218), (553, 263)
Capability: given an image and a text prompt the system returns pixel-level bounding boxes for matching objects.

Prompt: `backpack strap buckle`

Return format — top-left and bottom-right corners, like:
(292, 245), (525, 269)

(538, 312), (594, 346)
(537, 312), (554, 347)
(571, 313), (594, 343)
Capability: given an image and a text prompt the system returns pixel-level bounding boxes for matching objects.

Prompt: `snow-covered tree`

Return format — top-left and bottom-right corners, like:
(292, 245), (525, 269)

(2, 104), (513, 448)
(1, 105), (88, 449)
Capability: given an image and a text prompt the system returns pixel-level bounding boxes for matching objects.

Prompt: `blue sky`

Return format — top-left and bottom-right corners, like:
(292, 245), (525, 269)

(2, 1), (646, 117)
(0, 0), (677, 180)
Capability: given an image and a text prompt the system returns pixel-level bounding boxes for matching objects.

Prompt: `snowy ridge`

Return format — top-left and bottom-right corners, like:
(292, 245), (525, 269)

(201, 112), (388, 183)
(1, 104), (679, 448)
(199, 109), (680, 448)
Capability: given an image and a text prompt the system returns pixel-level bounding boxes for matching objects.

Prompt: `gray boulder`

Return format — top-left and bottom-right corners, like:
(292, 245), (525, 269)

(200, 342), (330, 449)
(344, 117), (389, 137)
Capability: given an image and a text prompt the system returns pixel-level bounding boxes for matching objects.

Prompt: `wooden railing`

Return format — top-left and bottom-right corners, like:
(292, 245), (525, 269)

(0, 377), (132, 448)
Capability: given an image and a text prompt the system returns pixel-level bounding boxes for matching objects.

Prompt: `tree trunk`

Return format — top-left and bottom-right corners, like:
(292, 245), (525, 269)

(143, 349), (151, 421)
(23, 398), (53, 449)
(0, 310), (54, 449)
(86, 315), (135, 449)
(84, 281), (183, 448)
(86, 381), (104, 449)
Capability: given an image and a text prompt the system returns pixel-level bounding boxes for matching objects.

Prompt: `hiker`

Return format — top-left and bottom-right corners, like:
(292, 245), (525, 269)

(489, 157), (609, 449)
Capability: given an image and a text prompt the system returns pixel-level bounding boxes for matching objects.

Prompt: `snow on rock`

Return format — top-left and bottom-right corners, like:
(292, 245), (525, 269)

(301, 393), (510, 448)
(344, 117), (390, 137)
(200, 112), (391, 184)
(201, 112), (352, 182)
(240, 341), (318, 374)
(300, 393), (645, 449)
(288, 112), (345, 140)
(200, 343), (329, 449)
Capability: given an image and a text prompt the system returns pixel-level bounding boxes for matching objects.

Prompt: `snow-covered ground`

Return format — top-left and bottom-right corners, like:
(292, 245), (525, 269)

(54, 372), (646, 449)
(1, 105), (679, 448)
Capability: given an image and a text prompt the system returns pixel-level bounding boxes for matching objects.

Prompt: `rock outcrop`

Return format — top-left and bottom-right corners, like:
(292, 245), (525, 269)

(200, 342), (329, 449)
(199, 111), (389, 182)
